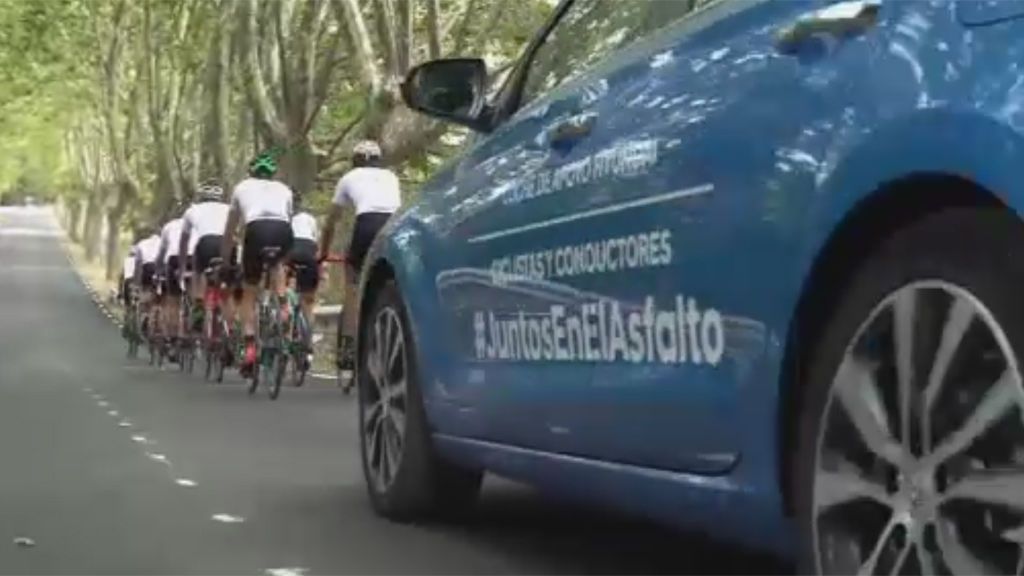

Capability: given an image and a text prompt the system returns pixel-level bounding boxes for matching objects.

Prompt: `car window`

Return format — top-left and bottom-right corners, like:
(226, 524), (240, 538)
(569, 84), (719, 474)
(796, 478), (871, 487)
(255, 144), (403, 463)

(520, 0), (723, 108)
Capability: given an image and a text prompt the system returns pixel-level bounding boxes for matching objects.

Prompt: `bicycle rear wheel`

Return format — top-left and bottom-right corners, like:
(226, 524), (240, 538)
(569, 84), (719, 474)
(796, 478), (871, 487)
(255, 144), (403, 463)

(271, 351), (286, 400)
(292, 311), (310, 387)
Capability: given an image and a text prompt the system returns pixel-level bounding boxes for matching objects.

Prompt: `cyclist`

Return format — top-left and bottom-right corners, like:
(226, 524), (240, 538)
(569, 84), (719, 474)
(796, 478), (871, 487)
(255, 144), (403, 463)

(118, 229), (145, 338)
(118, 229), (142, 309)
(157, 202), (187, 360)
(288, 192), (319, 332)
(180, 180), (232, 337)
(131, 225), (162, 335)
(221, 152), (294, 374)
(318, 140), (401, 369)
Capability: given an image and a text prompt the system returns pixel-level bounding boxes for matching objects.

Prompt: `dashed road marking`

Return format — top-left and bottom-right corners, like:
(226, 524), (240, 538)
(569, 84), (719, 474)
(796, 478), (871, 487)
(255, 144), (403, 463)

(266, 568), (308, 576)
(175, 478), (198, 487)
(211, 513), (245, 524)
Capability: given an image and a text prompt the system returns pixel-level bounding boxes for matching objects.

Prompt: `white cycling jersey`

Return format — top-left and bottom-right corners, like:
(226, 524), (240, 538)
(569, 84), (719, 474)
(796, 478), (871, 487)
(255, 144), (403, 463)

(122, 255), (136, 279)
(159, 218), (185, 262)
(135, 235), (161, 264)
(332, 167), (401, 215)
(291, 212), (319, 242)
(183, 201), (230, 247)
(231, 177), (293, 224)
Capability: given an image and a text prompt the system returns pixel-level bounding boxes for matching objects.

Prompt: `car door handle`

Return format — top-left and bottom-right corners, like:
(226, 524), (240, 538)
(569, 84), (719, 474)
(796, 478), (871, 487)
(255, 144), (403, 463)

(776, 0), (881, 54)
(545, 112), (598, 147)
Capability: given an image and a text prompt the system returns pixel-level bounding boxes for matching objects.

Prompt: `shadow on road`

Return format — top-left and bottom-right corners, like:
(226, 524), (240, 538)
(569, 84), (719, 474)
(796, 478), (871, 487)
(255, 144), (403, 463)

(430, 482), (793, 575)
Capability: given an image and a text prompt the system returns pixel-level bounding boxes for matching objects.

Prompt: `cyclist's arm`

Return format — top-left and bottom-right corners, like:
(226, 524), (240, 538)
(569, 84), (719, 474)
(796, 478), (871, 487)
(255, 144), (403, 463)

(320, 175), (349, 261)
(132, 252), (143, 285)
(319, 203), (343, 262)
(178, 215), (191, 268)
(221, 205), (241, 264)
(156, 229), (169, 274)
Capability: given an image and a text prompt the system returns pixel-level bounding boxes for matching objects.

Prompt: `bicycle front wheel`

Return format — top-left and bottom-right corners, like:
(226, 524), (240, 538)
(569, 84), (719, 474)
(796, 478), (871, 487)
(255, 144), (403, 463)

(270, 352), (286, 400)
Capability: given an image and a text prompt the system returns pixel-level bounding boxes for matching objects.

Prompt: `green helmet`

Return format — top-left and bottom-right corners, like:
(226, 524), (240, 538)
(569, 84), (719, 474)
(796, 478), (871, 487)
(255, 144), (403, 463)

(249, 152), (278, 177)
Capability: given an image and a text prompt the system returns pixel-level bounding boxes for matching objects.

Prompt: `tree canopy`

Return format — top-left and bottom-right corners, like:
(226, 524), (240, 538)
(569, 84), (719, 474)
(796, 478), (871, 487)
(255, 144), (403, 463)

(0, 0), (554, 277)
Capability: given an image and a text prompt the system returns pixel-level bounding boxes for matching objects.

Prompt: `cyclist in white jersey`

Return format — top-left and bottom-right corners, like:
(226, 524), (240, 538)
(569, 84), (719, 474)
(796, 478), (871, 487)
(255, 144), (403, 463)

(158, 203), (188, 358)
(119, 236), (138, 308)
(319, 140), (401, 369)
(180, 180), (235, 335)
(222, 152), (294, 372)
(288, 193), (320, 328)
(132, 226), (162, 333)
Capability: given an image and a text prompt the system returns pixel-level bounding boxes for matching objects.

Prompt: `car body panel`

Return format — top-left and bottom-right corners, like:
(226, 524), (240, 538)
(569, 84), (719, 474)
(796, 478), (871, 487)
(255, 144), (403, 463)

(956, 0), (1024, 26)
(361, 0), (1024, 558)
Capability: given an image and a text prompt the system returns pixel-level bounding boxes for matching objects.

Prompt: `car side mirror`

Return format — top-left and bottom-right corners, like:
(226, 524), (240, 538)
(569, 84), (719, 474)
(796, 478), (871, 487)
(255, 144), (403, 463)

(401, 58), (489, 131)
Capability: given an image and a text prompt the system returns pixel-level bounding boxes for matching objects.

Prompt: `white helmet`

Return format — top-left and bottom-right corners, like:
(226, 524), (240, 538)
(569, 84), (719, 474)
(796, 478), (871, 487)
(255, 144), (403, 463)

(197, 180), (224, 202)
(352, 140), (382, 159)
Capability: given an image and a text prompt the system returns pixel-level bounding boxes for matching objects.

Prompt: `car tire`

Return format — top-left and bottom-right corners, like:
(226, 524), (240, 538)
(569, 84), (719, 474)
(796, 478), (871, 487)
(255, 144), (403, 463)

(358, 279), (482, 521)
(794, 207), (1024, 575)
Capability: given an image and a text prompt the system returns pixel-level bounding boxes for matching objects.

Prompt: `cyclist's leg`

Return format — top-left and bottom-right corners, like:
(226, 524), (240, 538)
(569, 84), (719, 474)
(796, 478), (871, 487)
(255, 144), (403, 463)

(166, 257), (184, 341)
(291, 239), (319, 334)
(342, 262), (359, 340)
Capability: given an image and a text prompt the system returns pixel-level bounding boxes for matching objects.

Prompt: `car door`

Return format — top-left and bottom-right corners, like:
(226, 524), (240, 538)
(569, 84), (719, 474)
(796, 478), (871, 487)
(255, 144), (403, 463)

(512, 0), (890, 473)
(438, 0), (878, 467)
(433, 5), (610, 451)
(433, 0), (741, 452)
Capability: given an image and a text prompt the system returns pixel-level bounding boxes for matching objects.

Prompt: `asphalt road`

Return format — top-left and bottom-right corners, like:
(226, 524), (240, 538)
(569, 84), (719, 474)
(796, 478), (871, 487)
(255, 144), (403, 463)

(0, 206), (789, 575)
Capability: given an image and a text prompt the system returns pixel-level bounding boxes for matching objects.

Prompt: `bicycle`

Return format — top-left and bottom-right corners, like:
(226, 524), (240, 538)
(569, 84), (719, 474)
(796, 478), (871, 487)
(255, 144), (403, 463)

(247, 247), (289, 399)
(123, 288), (142, 359)
(321, 254), (354, 394)
(147, 278), (167, 368)
(201, 259), (241, 384)
(279, 258), (323, 390)
(178, 289), (199, 374)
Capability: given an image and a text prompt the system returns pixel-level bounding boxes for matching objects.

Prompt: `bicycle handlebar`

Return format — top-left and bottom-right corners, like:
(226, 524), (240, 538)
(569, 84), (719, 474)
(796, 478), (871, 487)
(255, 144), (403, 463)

(320, 254), (347, 264)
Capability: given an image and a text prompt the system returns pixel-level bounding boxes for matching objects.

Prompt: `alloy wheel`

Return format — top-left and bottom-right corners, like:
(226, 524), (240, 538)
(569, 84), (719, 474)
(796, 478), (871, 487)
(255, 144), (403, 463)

(813, 281), (1024, 575)
(363, 306), (408, 493)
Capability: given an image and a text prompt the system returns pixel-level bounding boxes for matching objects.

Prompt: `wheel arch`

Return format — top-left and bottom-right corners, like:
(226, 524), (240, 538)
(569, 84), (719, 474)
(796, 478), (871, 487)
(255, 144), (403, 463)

(776, 173), (1009, 517)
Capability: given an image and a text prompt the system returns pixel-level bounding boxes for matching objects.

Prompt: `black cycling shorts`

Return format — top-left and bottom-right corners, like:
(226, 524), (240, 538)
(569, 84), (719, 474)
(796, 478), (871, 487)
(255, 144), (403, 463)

(165, 256), (183, 296)
(289, 238), (319, 293)
(242, 219), (294, 285)
(194, 235), (223, 275)
(348, 212), (391, 273)
(140, 262), (157, 290)
(121, 279), (133, 304)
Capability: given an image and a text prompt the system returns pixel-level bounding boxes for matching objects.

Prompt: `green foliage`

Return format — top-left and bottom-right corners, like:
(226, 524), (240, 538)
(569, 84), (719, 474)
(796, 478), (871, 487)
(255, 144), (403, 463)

(0, 0), (553, 230)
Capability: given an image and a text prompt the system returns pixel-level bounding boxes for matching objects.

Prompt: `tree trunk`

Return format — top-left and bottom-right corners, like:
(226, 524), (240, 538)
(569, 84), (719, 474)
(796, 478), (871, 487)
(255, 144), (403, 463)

(66, 199), (82, 242)
(83, 194), (103, 262)
(104, 210), (122, 281)
(203, 4), (232, 184)
(284, 137), (317, 195)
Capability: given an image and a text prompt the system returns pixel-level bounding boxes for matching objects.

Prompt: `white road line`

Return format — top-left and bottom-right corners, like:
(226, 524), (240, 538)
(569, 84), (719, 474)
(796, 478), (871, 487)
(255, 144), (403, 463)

(467, 184), (714, 244)
(146, 452), (170, 464)
(174, 478), (197, 487)
(97, 401), (109, 408)
(266, 568), (308, 576)
(117, 420), (132, 428)
(130, 435), (152, 444)
(211, 514), (245, 524)
(107, 410), (119, 417)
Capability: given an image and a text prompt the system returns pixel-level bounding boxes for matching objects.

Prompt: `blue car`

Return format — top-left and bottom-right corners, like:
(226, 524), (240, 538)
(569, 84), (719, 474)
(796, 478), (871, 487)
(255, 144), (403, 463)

(353, 0), (1024, 573)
